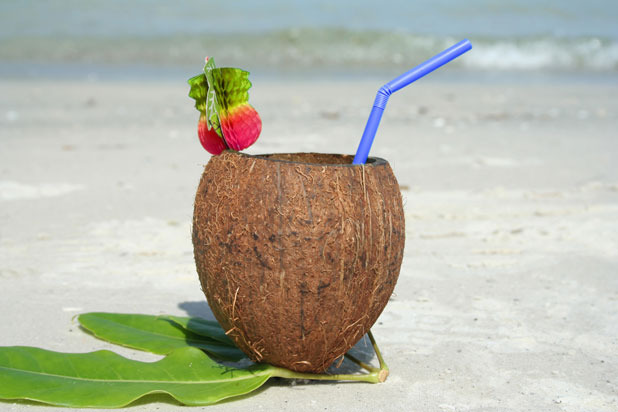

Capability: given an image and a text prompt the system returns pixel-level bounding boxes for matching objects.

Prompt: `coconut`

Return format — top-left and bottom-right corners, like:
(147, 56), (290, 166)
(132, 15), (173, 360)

(192, 151), (405, 373)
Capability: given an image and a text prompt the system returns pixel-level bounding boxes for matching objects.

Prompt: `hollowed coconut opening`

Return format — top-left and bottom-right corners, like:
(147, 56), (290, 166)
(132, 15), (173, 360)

(237, 152), (383, 166)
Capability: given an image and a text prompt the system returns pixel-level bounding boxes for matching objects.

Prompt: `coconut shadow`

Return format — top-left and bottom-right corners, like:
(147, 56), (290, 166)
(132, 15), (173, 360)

(177, 300), (218, 321)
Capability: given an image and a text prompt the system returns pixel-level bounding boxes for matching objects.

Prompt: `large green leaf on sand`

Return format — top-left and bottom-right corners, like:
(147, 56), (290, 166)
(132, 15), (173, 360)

(161, 315), (235, 346)
(0, 346), (273, 408)
(78, 312), (246, 361)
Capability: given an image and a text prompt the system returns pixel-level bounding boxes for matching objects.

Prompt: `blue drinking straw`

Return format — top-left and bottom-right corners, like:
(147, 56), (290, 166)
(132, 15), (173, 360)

(353, 39), (472, 164)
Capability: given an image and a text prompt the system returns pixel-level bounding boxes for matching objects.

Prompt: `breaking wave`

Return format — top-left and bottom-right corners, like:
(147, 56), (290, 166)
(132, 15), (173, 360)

(2, 29), (617, 73)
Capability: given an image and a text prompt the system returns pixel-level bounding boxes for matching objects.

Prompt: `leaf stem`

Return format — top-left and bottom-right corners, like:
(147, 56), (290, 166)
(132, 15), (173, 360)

(368, 330), (389, 382)
(269, 365), (382, 383)
(344, 352), (378, 373)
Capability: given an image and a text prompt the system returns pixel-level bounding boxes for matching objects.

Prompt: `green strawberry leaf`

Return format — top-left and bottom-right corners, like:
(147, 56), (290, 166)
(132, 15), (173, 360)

(203, 57), (223, 137)
(187, 73), (208, 113)
(215, 67), (252, 110)
(78, 312), (246, 361)
(0, 346), (273, 408)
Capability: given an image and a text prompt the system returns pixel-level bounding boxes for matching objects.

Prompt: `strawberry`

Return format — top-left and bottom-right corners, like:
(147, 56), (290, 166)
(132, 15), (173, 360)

(188, 58), (261, 155)
(197, 113), (227, 155)
(220, 104), (262, 151)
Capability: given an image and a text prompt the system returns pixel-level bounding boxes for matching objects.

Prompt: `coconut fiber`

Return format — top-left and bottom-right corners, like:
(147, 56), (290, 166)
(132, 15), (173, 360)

(193, 151), (405, 373)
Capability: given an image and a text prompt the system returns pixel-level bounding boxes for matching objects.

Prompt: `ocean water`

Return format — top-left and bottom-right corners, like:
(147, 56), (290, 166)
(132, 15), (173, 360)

(1, 0), (617, 78)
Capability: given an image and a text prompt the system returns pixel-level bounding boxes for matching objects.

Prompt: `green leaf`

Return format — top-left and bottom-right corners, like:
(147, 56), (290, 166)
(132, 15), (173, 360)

(78, 312), (246, 361)
(216, 67), (252, 111)
(187, 73), (208, 113)
(161, 315), (235, 346)
(0, 317), (389, 407)
(203, 57), (223, 137)
(0, 346), (273, 408)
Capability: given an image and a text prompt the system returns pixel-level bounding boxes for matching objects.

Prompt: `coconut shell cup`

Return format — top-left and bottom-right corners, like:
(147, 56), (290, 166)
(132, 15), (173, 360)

(193, 151), (405, 373)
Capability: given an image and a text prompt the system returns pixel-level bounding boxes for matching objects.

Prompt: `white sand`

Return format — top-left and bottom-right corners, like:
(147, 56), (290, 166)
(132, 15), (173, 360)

(1, 78), (617, 411)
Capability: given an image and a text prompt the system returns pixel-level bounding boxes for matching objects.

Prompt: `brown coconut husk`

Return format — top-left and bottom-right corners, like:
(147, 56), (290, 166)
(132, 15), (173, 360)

(192, 151), (405, 373)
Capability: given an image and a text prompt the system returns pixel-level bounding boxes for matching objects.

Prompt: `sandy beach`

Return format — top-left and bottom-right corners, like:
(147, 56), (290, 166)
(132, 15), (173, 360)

(1, 77), (617, 411)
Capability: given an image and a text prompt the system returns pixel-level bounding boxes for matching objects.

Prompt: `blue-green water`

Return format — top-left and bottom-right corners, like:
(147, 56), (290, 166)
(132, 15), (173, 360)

(1, 0), (617, 78)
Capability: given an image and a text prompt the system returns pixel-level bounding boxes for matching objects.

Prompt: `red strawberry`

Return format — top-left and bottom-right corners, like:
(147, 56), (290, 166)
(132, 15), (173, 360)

(220, 105), (262, 151)
(197, 114), (227, 155)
